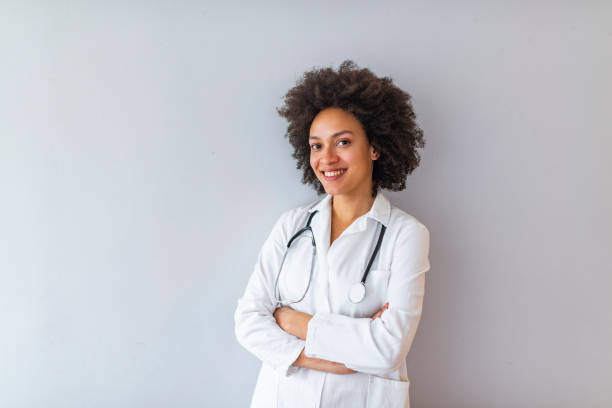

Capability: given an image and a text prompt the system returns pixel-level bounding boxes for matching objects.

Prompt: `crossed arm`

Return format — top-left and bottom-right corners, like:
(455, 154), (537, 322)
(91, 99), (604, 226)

(273, 302), (389, 375)
(235, 212), (429, 377)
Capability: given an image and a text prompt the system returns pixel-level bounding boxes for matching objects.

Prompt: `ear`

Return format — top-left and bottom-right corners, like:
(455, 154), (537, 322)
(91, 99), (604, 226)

(370, 146), (379, 160)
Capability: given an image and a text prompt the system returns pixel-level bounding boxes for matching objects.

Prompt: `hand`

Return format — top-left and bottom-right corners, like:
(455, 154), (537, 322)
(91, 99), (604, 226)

(370, 302), (389, 320)
(330, 361), (358, 375)
(293, 348), (357, 375)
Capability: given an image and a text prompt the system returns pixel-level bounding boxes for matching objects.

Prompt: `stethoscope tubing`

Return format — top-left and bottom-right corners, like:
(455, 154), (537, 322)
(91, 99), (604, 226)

(274, 208), (386, 306)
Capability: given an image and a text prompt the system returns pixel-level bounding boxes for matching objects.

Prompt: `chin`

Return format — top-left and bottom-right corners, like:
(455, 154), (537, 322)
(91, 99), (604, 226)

(323, 186), (344, 196)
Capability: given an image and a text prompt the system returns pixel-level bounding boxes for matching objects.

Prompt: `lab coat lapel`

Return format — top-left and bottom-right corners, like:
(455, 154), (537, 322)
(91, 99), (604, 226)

(334, 191), (392, 237)
(307, 194), (332, 313)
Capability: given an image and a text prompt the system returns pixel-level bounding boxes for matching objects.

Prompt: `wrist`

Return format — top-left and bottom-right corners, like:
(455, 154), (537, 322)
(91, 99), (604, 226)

(292, 348), (306, 367)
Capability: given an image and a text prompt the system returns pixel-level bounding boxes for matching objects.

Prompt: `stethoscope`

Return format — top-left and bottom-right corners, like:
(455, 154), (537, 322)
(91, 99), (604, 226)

(273, 209), (386, 307)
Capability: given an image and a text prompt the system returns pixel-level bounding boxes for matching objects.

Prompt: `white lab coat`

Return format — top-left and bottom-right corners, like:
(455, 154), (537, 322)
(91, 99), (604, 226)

(234, 191), (430, 408)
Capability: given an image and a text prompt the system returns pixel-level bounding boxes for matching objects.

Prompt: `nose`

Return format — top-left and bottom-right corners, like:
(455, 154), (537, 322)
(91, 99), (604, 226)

(320, 144), (338, 163)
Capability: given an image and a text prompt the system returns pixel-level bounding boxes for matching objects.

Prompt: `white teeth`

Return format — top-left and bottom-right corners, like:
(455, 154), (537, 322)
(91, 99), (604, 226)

(323, 169), (346, 177)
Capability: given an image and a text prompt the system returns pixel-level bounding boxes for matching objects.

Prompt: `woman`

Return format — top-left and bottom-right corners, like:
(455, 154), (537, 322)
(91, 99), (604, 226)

(234, 60), (430, 408)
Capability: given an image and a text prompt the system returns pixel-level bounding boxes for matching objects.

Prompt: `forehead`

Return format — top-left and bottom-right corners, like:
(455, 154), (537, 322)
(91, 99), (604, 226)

(309, 107), (363, 136)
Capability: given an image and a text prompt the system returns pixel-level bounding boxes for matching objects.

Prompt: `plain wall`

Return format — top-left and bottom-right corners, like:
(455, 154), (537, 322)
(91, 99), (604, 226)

(1, 1), (611, 407)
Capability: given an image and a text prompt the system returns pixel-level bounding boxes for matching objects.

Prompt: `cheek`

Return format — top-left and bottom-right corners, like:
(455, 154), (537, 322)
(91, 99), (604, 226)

(310, 157), (317, 173)
(342, 151), (360, 167)
(345, 153), (372, 176)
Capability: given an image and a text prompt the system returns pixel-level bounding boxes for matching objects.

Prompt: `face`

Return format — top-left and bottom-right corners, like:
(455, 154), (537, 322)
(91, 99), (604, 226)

(309, 107), (378, 197)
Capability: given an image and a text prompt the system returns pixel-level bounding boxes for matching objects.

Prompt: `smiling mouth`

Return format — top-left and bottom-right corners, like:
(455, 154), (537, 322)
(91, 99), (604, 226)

(321, 168), (347, 181)
(321, 168), (347, 177)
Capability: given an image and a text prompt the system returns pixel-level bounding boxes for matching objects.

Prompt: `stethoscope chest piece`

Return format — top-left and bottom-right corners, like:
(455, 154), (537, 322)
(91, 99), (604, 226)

(348, 282), (366, 303)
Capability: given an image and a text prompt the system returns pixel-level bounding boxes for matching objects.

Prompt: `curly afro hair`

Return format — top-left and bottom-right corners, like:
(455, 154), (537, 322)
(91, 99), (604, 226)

(276, 60), (425, 198)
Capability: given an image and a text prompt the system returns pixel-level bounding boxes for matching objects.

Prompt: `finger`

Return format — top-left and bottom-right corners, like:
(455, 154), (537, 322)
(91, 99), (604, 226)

(372, 303), (389, 319)
(371, 308), (384, 319)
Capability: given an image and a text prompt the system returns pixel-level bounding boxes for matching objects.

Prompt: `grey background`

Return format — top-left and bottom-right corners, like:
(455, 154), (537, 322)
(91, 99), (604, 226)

(1, 1), (611, 407)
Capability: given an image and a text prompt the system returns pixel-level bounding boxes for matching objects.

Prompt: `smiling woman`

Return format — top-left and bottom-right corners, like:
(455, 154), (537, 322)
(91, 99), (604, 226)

(234, 60), (430, 408)
(277, 60), (425, 199)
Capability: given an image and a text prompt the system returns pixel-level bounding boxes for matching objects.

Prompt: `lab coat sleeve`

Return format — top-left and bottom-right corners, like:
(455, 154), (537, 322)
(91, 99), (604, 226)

(304, 222), (430, 372)
(234, 210), (306, 377)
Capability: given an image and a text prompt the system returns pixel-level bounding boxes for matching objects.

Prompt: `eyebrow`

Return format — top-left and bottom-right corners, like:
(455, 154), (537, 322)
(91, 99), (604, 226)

(309, 130), (353, 140)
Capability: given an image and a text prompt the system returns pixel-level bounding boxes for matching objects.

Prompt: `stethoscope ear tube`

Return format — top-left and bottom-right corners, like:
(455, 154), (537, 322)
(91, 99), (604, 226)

(347, 222), (386, 304)
(360, 223), (387, 285)
(275, 210), (318, 307)
(287, 211), (318, 248)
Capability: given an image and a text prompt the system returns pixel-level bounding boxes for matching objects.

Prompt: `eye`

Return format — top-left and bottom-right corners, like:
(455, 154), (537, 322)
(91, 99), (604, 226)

(310, 143), (321, 150)
(338, 139), (350, 146)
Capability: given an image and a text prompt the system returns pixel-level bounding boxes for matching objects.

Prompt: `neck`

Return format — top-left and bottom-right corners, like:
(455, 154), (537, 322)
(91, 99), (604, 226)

(331, 190), (376, 225)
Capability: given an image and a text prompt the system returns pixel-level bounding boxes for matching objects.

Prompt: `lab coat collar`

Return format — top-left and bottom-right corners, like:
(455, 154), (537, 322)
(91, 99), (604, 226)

(308, 191), (391, 228)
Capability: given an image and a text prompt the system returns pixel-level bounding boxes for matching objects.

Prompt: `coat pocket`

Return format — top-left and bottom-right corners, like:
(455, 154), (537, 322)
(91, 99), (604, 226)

(366, 375), (410, 408)
(276, 370), (316, 408)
